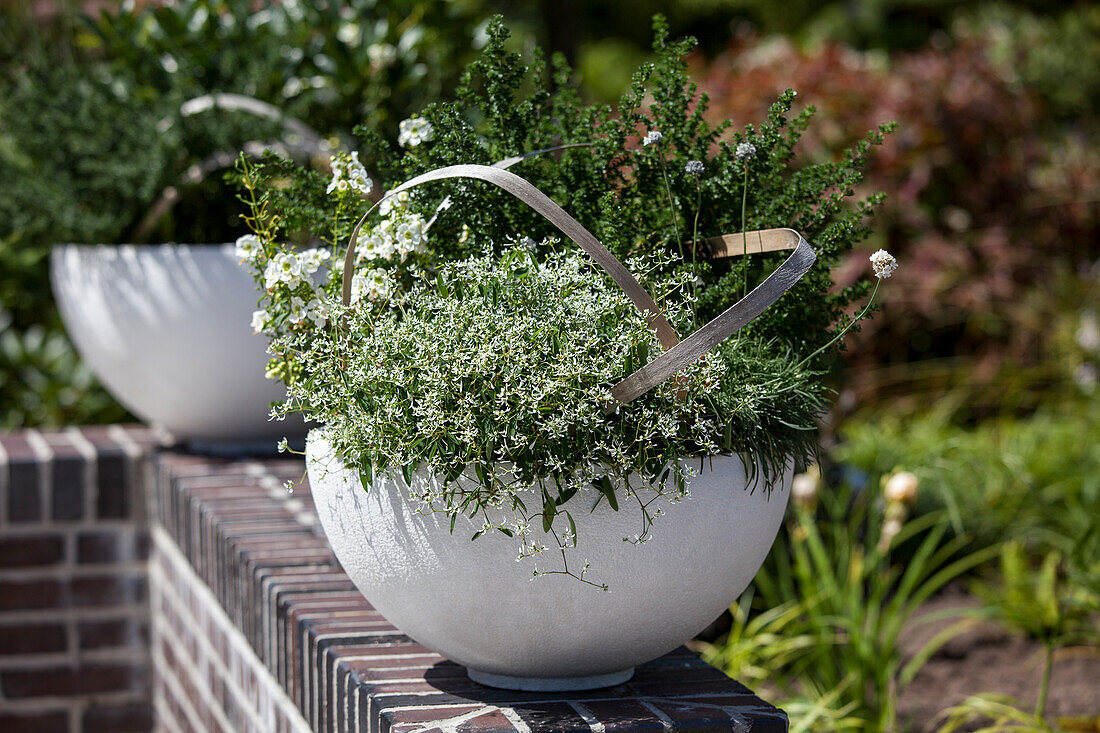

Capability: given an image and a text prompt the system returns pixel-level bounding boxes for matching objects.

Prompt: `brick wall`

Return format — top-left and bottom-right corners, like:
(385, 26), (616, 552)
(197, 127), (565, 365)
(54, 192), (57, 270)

(0, 426), (161, 733)
(151, 451), (790, 733)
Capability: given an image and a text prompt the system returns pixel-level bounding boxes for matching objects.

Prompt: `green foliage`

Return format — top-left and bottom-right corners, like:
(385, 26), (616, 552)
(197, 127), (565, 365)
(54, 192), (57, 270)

(0, 309), (129, 429)
(836, 402), (1100, 587)
(249, 15), (890, 367)
(703, 476), (997, 730)
(85, 0), (488, 149)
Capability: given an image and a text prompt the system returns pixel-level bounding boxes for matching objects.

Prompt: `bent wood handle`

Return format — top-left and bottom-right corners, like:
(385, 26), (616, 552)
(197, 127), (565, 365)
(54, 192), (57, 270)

(341, 164), (816, 404)
(610, 230), (815, 404)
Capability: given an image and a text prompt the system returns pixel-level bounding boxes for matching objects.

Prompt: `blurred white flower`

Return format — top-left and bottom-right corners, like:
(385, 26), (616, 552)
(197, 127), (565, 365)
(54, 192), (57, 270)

(642, 130), (663, 146)
(288, 296), (306, 325)
(234, 234), (261, 263)
(884, 471), (919, 504)
(250, 309), (268, 334)
(879, 517), (905, 552)
(869, 249), (898, 279)
(1076, 311), (1100, 352)
(367, 42), (397, 67)
(685, 160), (704, 174)
(791, 469), (820, 508)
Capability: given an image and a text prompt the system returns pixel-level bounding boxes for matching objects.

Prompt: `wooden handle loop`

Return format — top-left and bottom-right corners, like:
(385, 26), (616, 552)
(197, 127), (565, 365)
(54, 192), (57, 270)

(341, 164), (815, 405)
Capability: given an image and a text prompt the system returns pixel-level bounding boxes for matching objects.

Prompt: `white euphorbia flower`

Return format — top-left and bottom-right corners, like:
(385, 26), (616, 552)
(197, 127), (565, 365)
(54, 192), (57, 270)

(398, 117), (433, 148)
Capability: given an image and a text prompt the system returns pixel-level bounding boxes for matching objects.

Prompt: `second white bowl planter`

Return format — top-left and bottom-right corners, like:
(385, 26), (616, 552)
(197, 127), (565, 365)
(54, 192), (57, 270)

(306, 429), (790, 691)
(51, 244), (298, 444)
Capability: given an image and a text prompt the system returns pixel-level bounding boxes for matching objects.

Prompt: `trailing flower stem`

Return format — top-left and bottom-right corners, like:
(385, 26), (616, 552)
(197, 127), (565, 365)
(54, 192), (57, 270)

(796, 279), (881, 369)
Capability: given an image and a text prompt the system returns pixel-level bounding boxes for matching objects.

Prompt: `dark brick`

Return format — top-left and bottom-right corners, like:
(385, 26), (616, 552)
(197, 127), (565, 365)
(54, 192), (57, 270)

(135, 530), (151, 560)
(51, 453), (86, 521)
(7, 459), (42, 522)
(81, 702), (154, 732)
(0, 663), (147, 698)
(71, 574), (146, 608)
(0, 710), (70, 733)
(77, 530), (132, 563)
(78, 617), (148, 650)
(0, 579), (64, 611)
(96, 450), (129, 520)
(0, 535), (64, 567)
(0, 622), (68, 655)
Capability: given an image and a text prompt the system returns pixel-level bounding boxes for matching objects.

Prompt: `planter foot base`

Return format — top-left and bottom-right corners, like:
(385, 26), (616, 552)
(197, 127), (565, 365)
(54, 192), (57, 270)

(467, 667), (634, 691)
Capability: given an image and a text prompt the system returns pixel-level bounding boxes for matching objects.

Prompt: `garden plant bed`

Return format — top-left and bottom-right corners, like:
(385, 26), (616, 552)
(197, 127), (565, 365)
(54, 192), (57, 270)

(897, 585), (1100, 731)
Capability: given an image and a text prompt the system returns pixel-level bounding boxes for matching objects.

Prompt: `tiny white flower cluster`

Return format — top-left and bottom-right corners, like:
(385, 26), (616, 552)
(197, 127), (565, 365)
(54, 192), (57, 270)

(326, 151), (371, 196)
(234, 234), (262, 263)
(398, 117), (433, 148)
(685, 160), (704, 174)
(642, 130), (663, 146)
(869, 249), (898, 279)
(263, 248), (330, 290)
(735, 141), (757, 161)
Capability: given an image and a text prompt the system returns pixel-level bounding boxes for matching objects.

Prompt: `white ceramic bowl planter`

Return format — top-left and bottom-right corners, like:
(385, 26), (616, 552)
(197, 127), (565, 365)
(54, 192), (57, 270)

(51, 244), (296, 444)
(307, 431), (791, 691)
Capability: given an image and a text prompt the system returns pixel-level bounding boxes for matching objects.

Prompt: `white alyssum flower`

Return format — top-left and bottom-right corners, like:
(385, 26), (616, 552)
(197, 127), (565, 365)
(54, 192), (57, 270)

(642, 130), (663, 146)
(869, 249), (899, 279)
(394, 215), (428, 258)
(304, 298), (329, 329)
(685, 160), (704, 174)
(398, 117), (434, 148)
(288, 296), (307, 325)
(735, 141), (757, 161)
(350, 268), (392, 304)
(379, 190), (411, 217)
(326, 151), (372, 196)
(250, 309), (269, 334)
(297, 247), (330, 276)
(234, 234), (262, 263)
(358, 218), (395, 260)
(264, 252), (303, 289)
